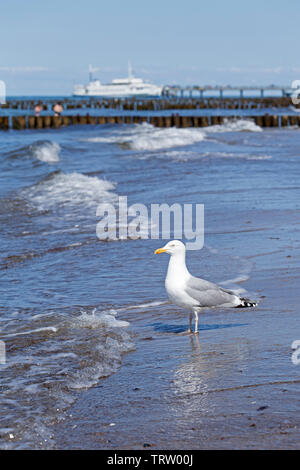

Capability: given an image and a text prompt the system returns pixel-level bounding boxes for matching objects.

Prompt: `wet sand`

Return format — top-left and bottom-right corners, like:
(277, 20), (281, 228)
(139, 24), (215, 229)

(53, 243), (300, 449)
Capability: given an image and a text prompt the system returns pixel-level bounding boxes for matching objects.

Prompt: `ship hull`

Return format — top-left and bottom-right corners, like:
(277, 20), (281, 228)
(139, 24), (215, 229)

(73, 87), (162, 97)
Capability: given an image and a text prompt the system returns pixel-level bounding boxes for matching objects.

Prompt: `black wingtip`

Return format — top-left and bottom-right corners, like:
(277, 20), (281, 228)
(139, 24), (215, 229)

(235, 298), (257, 308)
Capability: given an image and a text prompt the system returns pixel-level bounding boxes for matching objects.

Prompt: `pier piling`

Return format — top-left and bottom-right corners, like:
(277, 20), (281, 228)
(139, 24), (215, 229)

(12, 116), (26, 130)
(1, 113), (300, 130)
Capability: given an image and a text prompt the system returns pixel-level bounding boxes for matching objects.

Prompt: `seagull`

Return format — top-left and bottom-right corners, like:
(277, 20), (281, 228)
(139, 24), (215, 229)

(155, 240), (257, 334)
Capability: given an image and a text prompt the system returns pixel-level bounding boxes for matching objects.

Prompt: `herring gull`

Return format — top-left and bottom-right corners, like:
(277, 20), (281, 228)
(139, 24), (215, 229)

(155, 240), (257, 334)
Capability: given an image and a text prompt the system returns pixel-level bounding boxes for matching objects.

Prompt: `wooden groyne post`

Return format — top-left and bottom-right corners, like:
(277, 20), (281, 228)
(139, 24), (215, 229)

(1, 114), (300, 130)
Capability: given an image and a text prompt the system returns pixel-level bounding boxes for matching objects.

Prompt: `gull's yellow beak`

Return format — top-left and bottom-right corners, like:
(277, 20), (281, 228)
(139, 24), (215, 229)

(154, 248), (166, 254)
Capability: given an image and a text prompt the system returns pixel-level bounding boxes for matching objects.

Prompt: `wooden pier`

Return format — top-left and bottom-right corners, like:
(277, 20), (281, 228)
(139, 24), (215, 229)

(162, 85), (293, 99)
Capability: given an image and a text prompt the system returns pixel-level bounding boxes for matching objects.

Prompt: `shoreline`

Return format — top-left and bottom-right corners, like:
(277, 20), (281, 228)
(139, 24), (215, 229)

(52, 246), (300, 450)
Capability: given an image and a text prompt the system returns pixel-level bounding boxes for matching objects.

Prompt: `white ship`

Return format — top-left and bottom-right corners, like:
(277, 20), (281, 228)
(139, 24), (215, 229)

(73, 63), (162, 97)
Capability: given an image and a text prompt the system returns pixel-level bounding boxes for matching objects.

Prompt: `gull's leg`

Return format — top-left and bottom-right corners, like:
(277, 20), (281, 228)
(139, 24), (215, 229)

(194, 310), (199, 334)
(187, 313), (193, 333)
(179, 313), (193, 335)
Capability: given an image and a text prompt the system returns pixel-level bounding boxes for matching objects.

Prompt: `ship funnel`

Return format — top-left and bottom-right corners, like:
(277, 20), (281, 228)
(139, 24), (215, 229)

(128, 61), (134, 80)
(89, 64), (99, 82)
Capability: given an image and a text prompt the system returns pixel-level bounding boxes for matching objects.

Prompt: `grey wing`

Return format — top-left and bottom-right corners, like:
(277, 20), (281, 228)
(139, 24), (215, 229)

(185, 275), (239, 308)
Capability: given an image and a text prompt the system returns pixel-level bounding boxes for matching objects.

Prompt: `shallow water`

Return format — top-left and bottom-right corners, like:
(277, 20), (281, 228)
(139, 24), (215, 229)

(0, 116), (300, 448)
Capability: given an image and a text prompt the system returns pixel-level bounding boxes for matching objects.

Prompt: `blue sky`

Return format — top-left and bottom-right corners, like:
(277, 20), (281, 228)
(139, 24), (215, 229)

(1, 0), (299, 95)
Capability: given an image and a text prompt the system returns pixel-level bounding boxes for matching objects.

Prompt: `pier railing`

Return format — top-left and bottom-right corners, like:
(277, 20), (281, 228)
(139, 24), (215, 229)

(162, 85), (293, 98)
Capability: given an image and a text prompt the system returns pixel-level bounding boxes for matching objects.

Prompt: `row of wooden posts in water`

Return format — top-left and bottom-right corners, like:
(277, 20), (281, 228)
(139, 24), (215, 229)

(0, 114), (300, 130)
(0, 97), (296, 111)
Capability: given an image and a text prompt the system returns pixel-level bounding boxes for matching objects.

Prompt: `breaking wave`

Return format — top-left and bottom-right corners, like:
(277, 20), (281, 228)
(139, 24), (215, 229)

(84, 119), (262, 153)
(207, 118), (262, 133)
(3, 140), (60, 165)
(30, 140), (61, 163)
(20, 171), (117, 213)
(85, 122), (206, 151)
(0, 307), (134, 449)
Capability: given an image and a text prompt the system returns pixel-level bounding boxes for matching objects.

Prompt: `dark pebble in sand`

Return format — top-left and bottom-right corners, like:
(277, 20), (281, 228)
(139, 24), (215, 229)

(250, 423), (256, 427)
(143, 443), (151, 448)
(133, 387), (140, 391)
(257, 406), (269, 411)
(143, 337), (154, 341)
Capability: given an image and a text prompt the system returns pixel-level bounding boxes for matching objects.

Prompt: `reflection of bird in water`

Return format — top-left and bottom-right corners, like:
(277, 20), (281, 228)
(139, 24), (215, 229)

(189, 333), (201, 351)
(155, 240), (257, 334)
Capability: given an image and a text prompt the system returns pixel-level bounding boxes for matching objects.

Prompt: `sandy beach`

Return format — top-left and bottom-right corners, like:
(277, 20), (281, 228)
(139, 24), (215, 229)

(52, 242), (300, 450)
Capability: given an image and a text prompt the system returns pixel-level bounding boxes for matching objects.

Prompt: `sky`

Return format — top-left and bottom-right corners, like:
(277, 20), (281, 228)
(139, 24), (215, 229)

(0, 0), (300, 95)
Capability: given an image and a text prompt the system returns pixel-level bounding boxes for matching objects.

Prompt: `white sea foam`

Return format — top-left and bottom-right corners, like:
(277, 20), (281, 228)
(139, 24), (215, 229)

(246, 155), (271, 160)
(122, 300), (168, 310)
(0, 306), (134, 447)
(76, 308), (130, 328)
(207, 118), (262, 133)
(20, 172), (117, 212)
(30, 141), (61, 163)
(84, 119), (261, 154)
(68, 308), (133, 389)
(128, 126), (206, 151)
(85, 122), (206, 151)
(3, 326), (58, 337)
(162, 150), (271, 161)
(206, 151), (271, 160)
